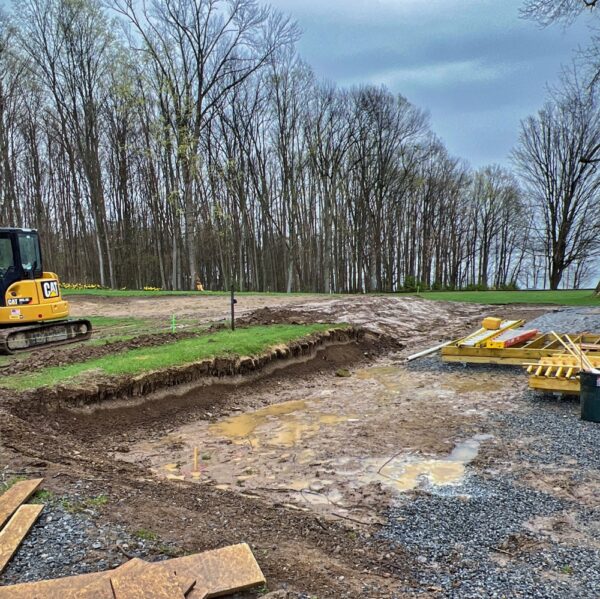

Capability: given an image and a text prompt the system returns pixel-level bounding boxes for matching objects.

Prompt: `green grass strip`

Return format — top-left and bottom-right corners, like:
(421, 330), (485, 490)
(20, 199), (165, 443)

(1, 324), (340, 391)
(414, 290), (599, 306)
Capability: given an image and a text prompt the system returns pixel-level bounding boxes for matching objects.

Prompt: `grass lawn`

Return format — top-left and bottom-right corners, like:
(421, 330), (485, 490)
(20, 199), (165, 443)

(0, 323), (340, 391)
(414, 289), (599, 306)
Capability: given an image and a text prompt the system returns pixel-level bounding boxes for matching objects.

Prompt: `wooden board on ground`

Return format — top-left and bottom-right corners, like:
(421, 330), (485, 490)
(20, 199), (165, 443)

(110, 558), (187, 599)
(66, 577), (116, 599)
(0, 504), (44, 574)
(171, 543), (265, 598)
(0, 543), (264, 598)
(110, 557), (197, 598)
(0, 478), (43, 530)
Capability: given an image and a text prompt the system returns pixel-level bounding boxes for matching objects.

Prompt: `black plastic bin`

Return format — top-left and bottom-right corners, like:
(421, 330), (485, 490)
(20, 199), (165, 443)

(580, 372), (600, 422)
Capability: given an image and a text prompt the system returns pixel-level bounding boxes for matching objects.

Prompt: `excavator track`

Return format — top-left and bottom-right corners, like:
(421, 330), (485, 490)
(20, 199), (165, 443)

(0, 319), (92, 355)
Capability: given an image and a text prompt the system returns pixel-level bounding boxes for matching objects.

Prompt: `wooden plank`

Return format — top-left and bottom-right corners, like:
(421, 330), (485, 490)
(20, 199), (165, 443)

(65, 577), (116, 599)
(0, 543), (263, 599)
(529, 376), (580, 394)
(110, 558), (186, 599)
(0, 504), (44, 574)
(110, 558), (196, 598)
(171, 543), (265, 598)
(0, 478), (43, 530)
(0, 571), (115, 599)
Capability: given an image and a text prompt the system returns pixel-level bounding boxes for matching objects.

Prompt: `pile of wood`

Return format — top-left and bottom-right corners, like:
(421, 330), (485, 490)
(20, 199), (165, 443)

(0, 479), (266, 598)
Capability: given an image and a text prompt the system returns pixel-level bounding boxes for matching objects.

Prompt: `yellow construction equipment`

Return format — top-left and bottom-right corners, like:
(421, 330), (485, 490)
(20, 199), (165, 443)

(0, 227), (91, 354)
(526, 333), (600, 395)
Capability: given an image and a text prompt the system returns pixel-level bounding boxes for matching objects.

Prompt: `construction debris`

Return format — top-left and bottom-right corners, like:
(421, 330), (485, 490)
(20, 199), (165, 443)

(0, 542), (265, 598)
(442, 318), (600, 365)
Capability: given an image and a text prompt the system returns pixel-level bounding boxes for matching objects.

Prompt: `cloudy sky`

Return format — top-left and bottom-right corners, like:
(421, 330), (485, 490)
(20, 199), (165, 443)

(269, 0), (591, 168)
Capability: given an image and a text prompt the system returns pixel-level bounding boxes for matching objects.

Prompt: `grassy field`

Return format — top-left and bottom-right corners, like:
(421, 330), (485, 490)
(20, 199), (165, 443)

(63, 287), (599, 305)
(0, 323), (340, 391)
(416, 289), (599, 306)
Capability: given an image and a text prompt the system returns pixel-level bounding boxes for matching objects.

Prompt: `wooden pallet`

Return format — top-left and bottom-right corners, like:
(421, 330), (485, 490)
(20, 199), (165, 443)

(527, 353), (600, 395)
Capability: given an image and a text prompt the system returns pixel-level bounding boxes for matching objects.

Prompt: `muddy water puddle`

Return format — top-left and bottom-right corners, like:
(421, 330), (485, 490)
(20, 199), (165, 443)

(208, 400), (354, 448)
(122, 361), (506, 521)
(337, 433), (493, 493)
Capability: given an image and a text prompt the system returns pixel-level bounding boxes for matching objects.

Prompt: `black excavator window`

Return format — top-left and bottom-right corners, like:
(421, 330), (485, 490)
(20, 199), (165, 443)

(17, 232), (42, 277)
(0, 235), (14, 277)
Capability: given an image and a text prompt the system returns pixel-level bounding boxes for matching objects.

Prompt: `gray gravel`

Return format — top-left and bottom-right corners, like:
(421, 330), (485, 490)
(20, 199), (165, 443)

(381, 390), (600, 598)
(527, 307), (600, 334)
(0, 495), (177, 585)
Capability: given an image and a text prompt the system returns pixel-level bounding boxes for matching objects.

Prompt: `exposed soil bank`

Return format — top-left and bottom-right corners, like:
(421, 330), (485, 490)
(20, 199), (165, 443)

(8, 327), (365, 412)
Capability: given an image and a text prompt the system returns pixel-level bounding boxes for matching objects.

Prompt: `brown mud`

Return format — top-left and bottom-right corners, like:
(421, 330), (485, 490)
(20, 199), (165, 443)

(0, 294), (556, 597)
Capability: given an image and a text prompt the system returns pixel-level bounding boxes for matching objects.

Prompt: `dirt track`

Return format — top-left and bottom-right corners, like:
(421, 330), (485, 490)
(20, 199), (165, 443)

(2, 294), (597, 597)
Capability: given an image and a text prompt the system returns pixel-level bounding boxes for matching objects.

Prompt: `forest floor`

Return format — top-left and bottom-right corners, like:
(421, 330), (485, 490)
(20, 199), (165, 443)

(1, 294), (600, 597)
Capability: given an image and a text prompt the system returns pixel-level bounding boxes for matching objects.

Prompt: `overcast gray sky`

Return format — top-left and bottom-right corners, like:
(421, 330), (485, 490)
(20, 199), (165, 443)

(269, 0), (591, 168)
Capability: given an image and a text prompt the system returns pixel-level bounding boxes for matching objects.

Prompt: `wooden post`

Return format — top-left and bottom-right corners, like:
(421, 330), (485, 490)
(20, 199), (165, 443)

(231, 286), (236, 331)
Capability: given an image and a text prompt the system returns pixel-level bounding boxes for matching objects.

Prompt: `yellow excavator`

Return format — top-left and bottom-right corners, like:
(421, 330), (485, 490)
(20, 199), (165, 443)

(0, 227), (92, 355)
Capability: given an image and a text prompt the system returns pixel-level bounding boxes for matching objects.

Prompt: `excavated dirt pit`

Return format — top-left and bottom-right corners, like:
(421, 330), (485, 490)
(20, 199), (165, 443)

(6, 295), (600, 597)
(119, 362), (519, 525)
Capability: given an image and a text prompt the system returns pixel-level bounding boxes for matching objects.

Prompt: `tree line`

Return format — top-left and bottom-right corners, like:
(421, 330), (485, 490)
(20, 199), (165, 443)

(0, 0), (597, 291)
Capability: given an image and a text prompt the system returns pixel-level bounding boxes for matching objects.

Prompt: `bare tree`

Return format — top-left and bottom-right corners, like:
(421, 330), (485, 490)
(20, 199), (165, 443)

(513, 78), (600, 289)
(18, 0), (116, 287)
(110, 0), (298, 289)
(521, 0), (598, 25)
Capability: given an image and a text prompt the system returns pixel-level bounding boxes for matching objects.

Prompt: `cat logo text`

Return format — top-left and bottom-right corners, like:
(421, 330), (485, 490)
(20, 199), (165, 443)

(42, 280), (60, 299)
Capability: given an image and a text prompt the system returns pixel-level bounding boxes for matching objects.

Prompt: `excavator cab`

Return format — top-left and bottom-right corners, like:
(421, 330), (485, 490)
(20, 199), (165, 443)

(0, 227), (92, 354)
(0, 229), (43, 297)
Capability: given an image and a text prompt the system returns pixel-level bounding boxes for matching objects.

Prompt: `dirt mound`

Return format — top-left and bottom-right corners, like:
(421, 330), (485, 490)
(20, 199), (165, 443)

(243, 296), (483, 350)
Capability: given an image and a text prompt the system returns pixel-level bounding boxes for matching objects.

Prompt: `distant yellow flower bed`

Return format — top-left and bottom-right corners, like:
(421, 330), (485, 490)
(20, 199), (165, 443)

(62, 283), (164, 292)
(61, 282), (105, 290)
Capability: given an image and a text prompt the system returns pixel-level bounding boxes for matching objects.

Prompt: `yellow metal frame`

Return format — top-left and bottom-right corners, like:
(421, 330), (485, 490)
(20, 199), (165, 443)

(455, 320), (523, 348)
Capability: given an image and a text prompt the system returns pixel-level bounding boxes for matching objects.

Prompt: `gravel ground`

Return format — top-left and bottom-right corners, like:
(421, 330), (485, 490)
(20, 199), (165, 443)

(387, 307), (600, 597)
(381, 388), (600, 599)
(526, 307), (600, 334)
(0, 483), (178, 585)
